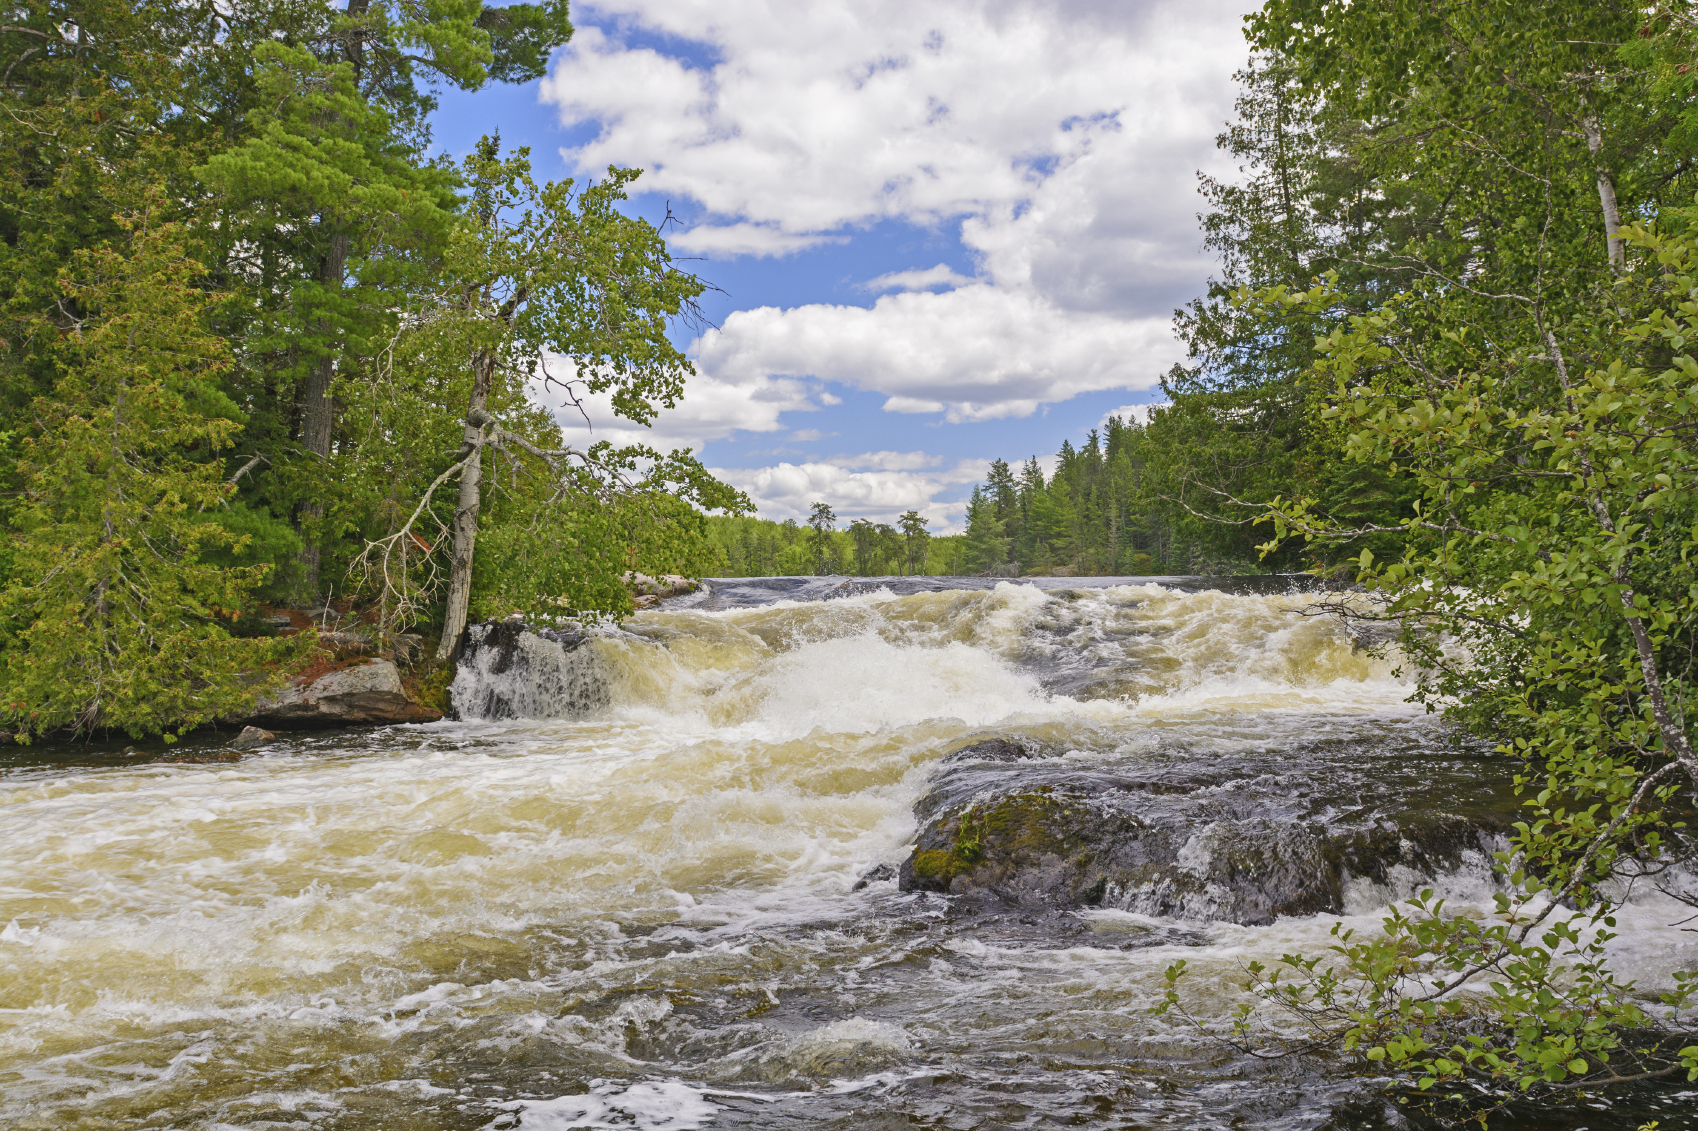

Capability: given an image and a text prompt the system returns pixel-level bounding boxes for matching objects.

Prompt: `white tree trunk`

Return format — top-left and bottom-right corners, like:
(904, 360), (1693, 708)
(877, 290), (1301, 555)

(1583, 114), (1625, 271)
(436, 349), (497, 662)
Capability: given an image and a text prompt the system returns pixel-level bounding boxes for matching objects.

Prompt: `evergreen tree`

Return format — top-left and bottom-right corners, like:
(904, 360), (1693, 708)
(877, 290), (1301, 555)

(898, 510), (929, 576)
(198, 38), (465, 599)
(807, 501), (837, 575)
(0, 219), (311, 740)
(985, 457), (1020, 551)
(961, 486), (1009, 574)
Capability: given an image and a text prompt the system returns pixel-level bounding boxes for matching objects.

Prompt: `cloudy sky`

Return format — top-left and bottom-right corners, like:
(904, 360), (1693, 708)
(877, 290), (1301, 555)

(431, 0), (1256, 530)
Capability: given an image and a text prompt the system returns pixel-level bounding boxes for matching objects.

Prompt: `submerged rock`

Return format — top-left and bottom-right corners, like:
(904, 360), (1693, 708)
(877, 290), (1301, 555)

(852, 863), (897, 891)
(245, 659), (442, 727)
(899, 734), (1517, 925)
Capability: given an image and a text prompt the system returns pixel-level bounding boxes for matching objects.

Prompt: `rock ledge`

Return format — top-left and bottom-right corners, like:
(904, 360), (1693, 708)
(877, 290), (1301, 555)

(241, 659), (442, 727)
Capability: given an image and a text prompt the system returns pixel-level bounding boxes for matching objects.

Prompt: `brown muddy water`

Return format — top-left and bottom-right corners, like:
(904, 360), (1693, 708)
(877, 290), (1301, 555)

(3, 577), (1695, 1129)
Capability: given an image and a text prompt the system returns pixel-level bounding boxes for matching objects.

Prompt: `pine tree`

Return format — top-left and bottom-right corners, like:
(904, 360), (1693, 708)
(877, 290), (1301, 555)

(898, 510), (929, 576)
(805, 501), (838, 574)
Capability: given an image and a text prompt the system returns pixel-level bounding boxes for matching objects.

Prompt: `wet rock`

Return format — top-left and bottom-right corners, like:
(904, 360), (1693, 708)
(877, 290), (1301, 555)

(852, 863), (897, 890)
(623, 571), (699, 600)
(229, 726), (275, 750)
(898, 742), (1517, 925)
(942, 737), (1033, 764)
(244, 659), (442, 727)
(450, 621), (608, 720)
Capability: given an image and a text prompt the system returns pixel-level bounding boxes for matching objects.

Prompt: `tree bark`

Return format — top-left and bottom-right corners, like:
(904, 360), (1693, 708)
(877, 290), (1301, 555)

(344, 0), (370, 82)
(436, 349), (498, 662)
(1583, 114), (1625, 272)
(296, 230), (348, 601)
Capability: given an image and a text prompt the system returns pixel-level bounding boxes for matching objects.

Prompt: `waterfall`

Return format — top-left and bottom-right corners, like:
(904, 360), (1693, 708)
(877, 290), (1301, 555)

(449, 620), (612, 720)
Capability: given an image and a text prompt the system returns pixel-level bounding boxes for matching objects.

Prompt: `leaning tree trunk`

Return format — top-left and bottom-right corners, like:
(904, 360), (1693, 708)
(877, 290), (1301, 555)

(436, 349), (498, 662)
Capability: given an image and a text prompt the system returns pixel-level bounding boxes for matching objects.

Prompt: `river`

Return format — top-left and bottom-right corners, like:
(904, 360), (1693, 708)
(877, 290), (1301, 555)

(3, 577), (1694, 1129)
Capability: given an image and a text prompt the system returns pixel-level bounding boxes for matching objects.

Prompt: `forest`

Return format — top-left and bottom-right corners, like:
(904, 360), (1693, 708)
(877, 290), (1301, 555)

(0, 0), (747, 742)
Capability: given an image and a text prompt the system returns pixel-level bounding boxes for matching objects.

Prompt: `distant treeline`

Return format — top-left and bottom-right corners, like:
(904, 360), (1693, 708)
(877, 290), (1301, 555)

(705, 513), (972, 578)
(711, 406), (1302, 580)
(958, 414), (1251, 578)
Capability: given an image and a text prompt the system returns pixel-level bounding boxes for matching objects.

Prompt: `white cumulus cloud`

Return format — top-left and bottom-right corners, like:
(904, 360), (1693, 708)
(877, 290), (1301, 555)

(714, 458), (989, 529)
(694, 285), (1179, 422)
(533, 0), (1251, 519)
(864, 264), (975, 292)
(539, 365), (824, 451)
(542, 0), (1251, 424)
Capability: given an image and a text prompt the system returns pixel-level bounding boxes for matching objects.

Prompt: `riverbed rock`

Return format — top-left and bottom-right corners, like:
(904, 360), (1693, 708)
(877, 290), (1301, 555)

(942, 737), (1034, 764)
(622, 571), (699, 599)
(898, 734), (1518, 925)
(244, 659), (442, 727)
(229, 726), (275, 750)
(852, 863), (897, 890)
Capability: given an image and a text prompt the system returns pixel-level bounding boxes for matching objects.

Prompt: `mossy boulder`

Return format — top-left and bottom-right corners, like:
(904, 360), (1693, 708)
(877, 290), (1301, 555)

(898, 735), (1518, 925)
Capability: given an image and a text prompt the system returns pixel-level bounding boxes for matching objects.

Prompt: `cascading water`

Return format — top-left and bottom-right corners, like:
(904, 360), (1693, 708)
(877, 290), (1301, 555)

(2, 577), (1694, 1130)
(450, 621), (612, 720)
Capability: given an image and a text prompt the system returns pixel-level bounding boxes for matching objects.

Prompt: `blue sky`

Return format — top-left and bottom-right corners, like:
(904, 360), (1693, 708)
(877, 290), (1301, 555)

(429, 0), (1254, 530)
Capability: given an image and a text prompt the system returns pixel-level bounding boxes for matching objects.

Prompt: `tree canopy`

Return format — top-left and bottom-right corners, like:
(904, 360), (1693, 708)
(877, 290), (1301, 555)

(1136, 0), (1698, 1116)
(0, 0), (745, 739)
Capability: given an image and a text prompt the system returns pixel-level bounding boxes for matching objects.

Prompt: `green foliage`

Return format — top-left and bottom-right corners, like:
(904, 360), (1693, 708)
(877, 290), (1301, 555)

(0, 220), (312, 740)
(0, 1), (736, 734)
(703, 513), (967, 577)
(961, 486), (1009, 574)
(956, 418), (1284, 578)
(806, 500), (839, 574)
(477, 0), (574, 83)
(351, 142), (749, 636)
(1161, 226), (1698, 1116)
(898, 510), (930, 575)
(1143, 3), (1698, 1115)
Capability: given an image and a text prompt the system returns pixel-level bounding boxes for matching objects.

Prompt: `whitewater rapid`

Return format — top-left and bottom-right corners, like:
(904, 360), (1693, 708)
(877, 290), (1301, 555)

(2, 579), (1693, 1130)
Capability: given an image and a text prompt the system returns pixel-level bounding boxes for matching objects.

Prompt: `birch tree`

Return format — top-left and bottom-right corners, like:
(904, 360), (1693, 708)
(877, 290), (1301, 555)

(355, 140), (745, 659)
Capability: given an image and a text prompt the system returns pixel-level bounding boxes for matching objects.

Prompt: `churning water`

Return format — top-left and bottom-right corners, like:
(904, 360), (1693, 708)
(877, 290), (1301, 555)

(3, 578), (1695, 1129)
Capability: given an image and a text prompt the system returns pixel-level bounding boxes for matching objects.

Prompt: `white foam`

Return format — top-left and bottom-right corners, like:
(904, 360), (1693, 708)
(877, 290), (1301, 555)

(490, 1080), (722, 1130)
(3, 582), (1691, 1126)
(719, 632), (1051, 737)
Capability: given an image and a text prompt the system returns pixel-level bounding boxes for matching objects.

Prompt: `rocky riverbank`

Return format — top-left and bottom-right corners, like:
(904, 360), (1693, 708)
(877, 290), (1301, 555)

(219, 572), (701, 740)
